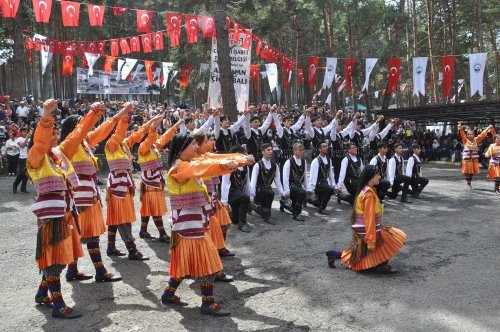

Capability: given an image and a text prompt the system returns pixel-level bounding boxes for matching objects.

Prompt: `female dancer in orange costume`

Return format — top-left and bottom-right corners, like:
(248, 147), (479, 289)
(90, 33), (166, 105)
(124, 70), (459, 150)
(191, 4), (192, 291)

(59, 103), (133, 283)
(138, 118), (184, 242)
(105, 112), (162, 260)
(485, 134), (500, 194)
(459, 124), (495, 189)
(28, 100), (104, 318)
(161, 133), (252, 316)
(325, 165), (407, 273)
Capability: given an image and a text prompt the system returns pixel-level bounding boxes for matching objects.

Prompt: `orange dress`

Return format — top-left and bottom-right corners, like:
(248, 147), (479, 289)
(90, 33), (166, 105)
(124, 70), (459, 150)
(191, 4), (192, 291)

(139, 125), (177, 217)
(460, 127), (493, 174)
(341, 186), (406, 271)
(485, 143), (500, 179)
(106, 119), (148, 226)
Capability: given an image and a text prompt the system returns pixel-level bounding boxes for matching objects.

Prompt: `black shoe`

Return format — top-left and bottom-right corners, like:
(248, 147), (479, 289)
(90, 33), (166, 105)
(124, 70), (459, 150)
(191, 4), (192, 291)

(161, 295), (188, 306)
(21, 190), (30, 194)
(325, 251), (336, 268)
(238, 223), (251, 232)
(35, 295), (53, 308)
(139, 231), (153, 239)
(337, 195), (341, 204)
(200, 304), (231, 317)
(13, 187), (17, 194)
(263, 217), (276, 225)
(219, 248), (235, 257)
(279, 204), (285, 212)
(95, 272), (122, 282)
(318, 209), (330, 215)
(158, 235), (171, 243)
(51, 306), (83, 319)
(215, 273), (234, 282)
(400, 197), (412, 203)
(66, 272), (93, 282)
(128, 250), (149, 261)
(106, 248), (126, 256)
(292, 214), (305, 221)
(411, 192), (421, 199)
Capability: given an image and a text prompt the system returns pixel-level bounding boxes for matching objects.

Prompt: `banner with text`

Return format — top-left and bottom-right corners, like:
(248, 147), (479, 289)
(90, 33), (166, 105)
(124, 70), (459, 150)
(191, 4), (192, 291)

(207, 30), (251, 111)
(76, 67), (160, 94)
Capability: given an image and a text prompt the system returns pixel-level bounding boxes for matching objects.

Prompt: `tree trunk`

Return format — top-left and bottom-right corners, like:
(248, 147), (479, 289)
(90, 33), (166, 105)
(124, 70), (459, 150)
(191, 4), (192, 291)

(212, 0), (238, 121)
(11, 11), (26, 98)
(426, 0), (437, 104)
(323, 6), (334, 54)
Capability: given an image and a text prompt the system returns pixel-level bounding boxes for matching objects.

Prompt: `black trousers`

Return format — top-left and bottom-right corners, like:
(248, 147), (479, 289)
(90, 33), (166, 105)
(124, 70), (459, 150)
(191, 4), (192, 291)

(376, 179), (391, 201)
(389, 174), (411, 199)
(228, 190), (250, 225)
(290, 185), (306, 215)
(332, 156), (343, 183)
(344, 177), (359, 205)
(410, 176), (429, 194)
(7, 154), (18, 174)
(315, 183), (336, 210)
(255, 187), (275, 217)
(13, 158), (28, 191)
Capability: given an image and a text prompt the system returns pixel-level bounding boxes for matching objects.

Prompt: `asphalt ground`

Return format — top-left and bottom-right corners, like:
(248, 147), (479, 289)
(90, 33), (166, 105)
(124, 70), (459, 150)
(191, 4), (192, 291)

(0, 164), (499, 331)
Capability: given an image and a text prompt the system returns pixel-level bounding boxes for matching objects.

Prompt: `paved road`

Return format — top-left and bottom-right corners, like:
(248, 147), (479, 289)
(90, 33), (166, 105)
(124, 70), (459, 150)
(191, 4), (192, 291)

(0, 165), (499, 332)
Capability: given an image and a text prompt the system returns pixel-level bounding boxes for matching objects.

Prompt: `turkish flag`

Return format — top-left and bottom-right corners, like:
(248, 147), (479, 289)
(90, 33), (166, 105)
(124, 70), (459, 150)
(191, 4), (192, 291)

(87, 4), (104, 26)
(61, 1), (81, 27)
(344, 57), (356, 93)
(232, 21), (241, 43)
(256, 39), (263, 56)
(103, 56), (116, 73)
(141, 34), (153, 53)
(110, 39), (119, 56)
(297, 69), (304, 85)
(81, 56), (88, 69)
(200, 16), (215, 38)
(0, 0), (20, 18)
(308, 57), (319, 89)
(55, 41), (65, 54)
(261, 45), (270, 60)
(119, 38), (131, 55)
(441, 55), (455, 98)
(180, 64), (193, 88)
(62, 54), (74, 76)
(113, 7), (127, 16)
(144, 61), (155, 84)
(185, 15), (199, 44)
(386, 58), (401, 93)
(137, 10), (153, 33)
(250, 64), (259, 93)
(283, 67), (292, 90)
(97, 41), (106, 55)
(66, 41), (77, 55)
(46, 40), (55, 53)
(242, 30), (252, 50)
(87, 42), (98, 53)
(153, 31), (164, 50)
(32, 0), (52, 23)
(166, 13), (182, 47)
(77, 41), (87, 55)
(130, 36), (140, 52)
(25, 37), (34, 50)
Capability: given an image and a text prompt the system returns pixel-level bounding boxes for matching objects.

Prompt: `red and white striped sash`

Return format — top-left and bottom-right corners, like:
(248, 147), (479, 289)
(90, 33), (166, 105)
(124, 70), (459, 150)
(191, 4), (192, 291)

(32, 191), (76, 219)
(107, 170), (135, 198)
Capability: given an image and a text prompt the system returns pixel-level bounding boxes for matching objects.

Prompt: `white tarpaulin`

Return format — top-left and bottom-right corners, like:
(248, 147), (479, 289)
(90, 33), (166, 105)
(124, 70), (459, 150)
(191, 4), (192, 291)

(469, 52), (487, 97)
(208, 29), (252, 111)
(161, 62), (174, 87)
(76, 67), (159, 94)
(265, 63), (278, 92)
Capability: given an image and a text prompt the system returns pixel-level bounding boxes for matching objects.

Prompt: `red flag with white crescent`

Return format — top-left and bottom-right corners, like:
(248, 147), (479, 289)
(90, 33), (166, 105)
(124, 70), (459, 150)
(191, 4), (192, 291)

(250, 64), (259, 93)
(113, 7), (127, 16)
(62, 54), (74, 76)
(61, 1), (81, 27)
(166, 13), (182, 47)
(297, 69), (304, 85)
(283, 67), (292, 90)
(110, 39), (119, 56)
(81, 55), (88, 69)
(185, 15), (199, 44)
(87, 42), (98, 54)
(242, 30), (252, 50)
(0, 0), (20, 18)
(344, 57), (356, 93)
(308, 57), (319, 89)
(87, 4), (104, 26)
(232, 21), (241, 42)
(103, 56), (116, 73)
(180, 64), (193, 88)
(145, 61), (155, 84)
(32, 0), (52, 23)
(25, 37), (34, 50)
(137, 10), (153, 33)
(255, 39), (263, 56)
(119, 38), (131, 55)
(153, 31), (164, 50)
(386, 58), (401, 93)
(200, 16), (215, 38)
(97, 41), (106, 55)
(141, 34), (153, 53)
(441, 55), (455, 98)
(129, 36), (140, 52)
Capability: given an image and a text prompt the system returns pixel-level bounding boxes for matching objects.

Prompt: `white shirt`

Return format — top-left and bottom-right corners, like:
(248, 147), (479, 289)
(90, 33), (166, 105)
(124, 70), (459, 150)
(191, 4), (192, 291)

(375, 123), (393, 140)
(338, 154), (364, 188)
(406, 154), (422, 177)
(15, 137), (29, 159)
(308, 155), (336, 192)
(16, 106), (29, 117)
(180, 115), (214, 134)
(274, 114), (305, 138)
(304, 117), (337, 138)
(214, 114), (247, 139)
(221, 167), (250, 204)
(369, 154), (387, 177)
(387, 154), (404, 185)
(349, 121), (378, 141)
(283, 156), (308, 194)
(244, 112), (273, 139)
(249, 158), (285, 198)
(330, 120), (355, 141)
(5, 139), (20, 156)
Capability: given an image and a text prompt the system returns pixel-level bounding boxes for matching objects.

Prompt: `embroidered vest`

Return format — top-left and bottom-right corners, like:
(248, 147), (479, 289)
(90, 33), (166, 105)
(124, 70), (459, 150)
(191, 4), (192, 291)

(105, 142), (133, 172)
(316, 156), (330, 185)
(289, 157), (305, 187)
(346, 155), (362, 180)
(216, 129), (234, 153)
(376, 155), (388, 178)
(462, 139), (479, 161)
(138, 145), (164, 188)
(411, 156), (421, 179)
(488, 144), (500, 167)
(257, 160), (276, 190)
(230, 167), (248, 191)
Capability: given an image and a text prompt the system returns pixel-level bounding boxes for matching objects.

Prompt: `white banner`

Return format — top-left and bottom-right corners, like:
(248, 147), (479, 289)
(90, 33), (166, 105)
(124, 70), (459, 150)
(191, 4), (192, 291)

(197, 63), (210, 90)
(161, 62), (174, 87)
(362, 58), (378, 92)
(132, 64), (144, 81)
(76, 67), (159, 95)
(120, 58), (138, 80)
(322, 57), (337, 90)
(34, 34), (52, 75)
(265, 63), (278, 92)
(412, 57), (427, 96)
(208, 29), (252, 111)
(469, 52), (487, 97)
(84, 52), (100, 77)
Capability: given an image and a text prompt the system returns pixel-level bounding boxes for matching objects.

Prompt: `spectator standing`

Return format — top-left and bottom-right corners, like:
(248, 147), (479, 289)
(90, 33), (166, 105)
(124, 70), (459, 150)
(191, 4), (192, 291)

(16, 100), (30, 124)
(5, 134), (20, 175)
(13, 127), (30, 193)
